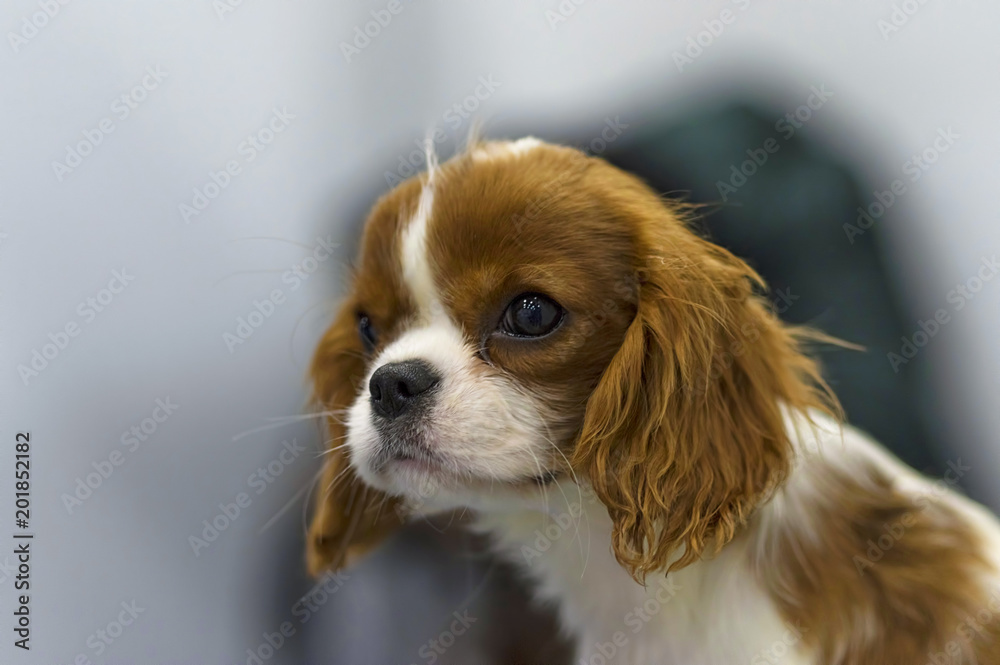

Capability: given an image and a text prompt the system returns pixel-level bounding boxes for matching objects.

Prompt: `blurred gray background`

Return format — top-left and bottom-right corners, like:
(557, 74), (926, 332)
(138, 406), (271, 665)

(1, 1), (999, 663)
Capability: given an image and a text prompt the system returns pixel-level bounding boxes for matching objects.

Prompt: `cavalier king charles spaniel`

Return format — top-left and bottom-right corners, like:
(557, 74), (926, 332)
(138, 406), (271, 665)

(306, 137), (1000, 664)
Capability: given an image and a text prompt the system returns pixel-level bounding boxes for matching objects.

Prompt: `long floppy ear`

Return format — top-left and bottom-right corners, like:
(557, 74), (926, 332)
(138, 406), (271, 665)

(306, 300), (401, 577)
(572, 203), (839, 582)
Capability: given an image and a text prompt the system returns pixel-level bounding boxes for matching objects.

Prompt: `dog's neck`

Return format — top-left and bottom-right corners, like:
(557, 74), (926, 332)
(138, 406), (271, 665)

(470, 476), (805, 665)
(466, 410), (849, 664)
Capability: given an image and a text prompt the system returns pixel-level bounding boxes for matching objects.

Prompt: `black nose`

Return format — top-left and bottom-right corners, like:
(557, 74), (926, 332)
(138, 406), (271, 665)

(369, 360), (440, 420)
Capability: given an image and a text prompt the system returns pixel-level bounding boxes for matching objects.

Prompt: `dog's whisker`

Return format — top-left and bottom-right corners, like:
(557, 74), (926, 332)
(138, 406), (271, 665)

(299, 462), (329, 541)
(266, 411), (341, 422)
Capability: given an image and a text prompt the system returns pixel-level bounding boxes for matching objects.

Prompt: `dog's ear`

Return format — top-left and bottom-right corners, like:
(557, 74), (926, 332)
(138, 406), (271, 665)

(572, 198), (838, 582)
(306, 300), (401, 577)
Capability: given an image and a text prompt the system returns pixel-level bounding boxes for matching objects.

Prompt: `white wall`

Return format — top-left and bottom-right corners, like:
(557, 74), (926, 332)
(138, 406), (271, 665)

(1, 1), (997, 662)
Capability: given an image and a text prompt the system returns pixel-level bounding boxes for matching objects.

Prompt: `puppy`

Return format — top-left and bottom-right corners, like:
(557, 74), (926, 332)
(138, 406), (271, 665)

(306, 137), (1000, 664)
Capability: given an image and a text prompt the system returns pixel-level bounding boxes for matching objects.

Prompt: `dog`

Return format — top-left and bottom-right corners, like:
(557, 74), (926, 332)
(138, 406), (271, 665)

(306, 137), (1000, 664)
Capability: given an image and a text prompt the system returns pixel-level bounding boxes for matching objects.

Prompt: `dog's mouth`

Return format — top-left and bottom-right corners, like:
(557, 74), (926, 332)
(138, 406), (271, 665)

(371, 439), (446, 474)
(368, 436), (562, 495)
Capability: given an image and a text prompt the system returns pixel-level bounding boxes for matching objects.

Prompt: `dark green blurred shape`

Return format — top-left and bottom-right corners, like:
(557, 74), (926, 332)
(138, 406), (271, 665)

(604, 102), (940, 476)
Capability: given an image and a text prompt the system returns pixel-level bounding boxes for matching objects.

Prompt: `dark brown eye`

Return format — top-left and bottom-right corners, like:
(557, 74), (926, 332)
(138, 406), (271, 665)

(357, 313), (377, 353)
(500, 293), (564, 338)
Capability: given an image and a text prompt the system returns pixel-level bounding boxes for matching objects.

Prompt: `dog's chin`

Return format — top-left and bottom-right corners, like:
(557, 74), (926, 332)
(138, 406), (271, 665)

(349, 437), (469, 501)
(349, 435), (562, 510)
(376, 455), (461, 497)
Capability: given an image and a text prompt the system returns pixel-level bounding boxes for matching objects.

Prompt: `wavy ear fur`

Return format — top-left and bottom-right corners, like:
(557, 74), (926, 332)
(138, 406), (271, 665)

(572, 192), (839, 582)
(306, 300), (401, 577)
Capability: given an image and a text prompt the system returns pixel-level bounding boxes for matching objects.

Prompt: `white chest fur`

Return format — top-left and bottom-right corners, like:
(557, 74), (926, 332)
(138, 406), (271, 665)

(475, 483), (810, 665)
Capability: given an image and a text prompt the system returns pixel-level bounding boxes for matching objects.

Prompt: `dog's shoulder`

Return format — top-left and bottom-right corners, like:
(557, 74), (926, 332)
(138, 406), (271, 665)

(752, 410), (1000, 664)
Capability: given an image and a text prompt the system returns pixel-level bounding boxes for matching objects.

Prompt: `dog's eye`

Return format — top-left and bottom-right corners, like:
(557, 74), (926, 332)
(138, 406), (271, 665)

(500, 293), (564, 338)
(357, 313), (378, 353)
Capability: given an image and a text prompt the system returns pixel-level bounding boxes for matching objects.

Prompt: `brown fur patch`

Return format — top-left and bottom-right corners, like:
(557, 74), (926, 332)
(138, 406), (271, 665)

(754, 461), (1000, 664)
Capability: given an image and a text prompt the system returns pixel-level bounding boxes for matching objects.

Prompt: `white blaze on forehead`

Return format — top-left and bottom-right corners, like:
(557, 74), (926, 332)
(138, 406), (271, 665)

(400, 140), (441, 323)
(400, 136), (547, 320)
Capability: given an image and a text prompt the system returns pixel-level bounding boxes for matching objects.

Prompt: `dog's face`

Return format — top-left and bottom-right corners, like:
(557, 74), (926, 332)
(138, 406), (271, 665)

(343, 140), (635, 501)
(307, 138), (833, 580)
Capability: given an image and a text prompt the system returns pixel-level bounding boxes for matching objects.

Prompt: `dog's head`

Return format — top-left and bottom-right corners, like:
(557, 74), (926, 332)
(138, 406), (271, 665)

(307, 138), (836, 580)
